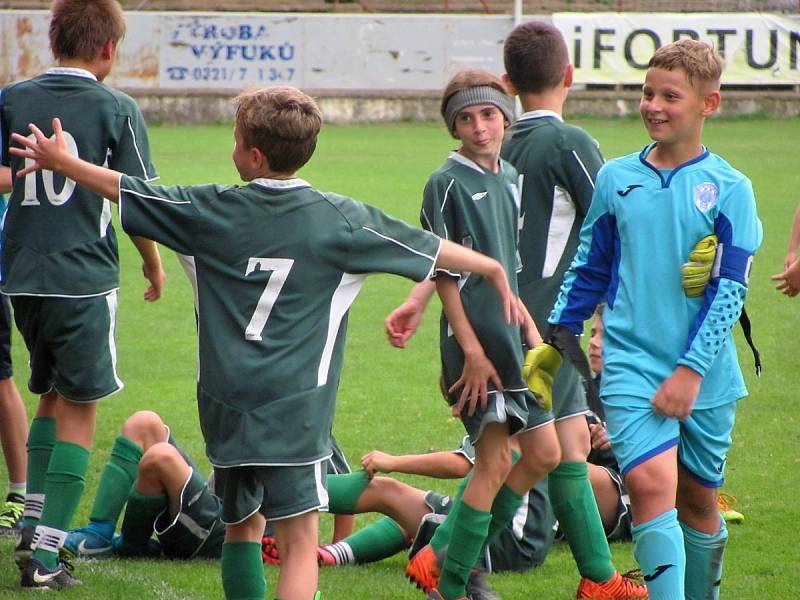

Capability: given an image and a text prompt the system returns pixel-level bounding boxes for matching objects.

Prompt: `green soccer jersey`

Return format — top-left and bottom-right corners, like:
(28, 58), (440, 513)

(421, 152), (526, 392)
(0, 68), (156, 296)
(501, 110), (603, 327)
(119, 176), (440, 467)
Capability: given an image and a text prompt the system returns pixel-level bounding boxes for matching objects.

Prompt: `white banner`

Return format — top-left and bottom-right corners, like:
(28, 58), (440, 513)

(554, 12), (800, 85)
(2, 11), (799, 91)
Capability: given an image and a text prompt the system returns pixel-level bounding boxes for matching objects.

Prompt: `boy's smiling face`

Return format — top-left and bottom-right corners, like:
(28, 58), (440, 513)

(639, 66), (719, 149)
(453, 103), (506, 172)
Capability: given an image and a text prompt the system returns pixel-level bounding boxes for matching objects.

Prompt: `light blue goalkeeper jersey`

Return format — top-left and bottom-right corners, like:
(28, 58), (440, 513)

(549, 144), (762, 408)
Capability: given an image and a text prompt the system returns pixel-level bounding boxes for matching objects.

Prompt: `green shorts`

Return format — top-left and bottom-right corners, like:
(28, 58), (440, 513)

(155, 469), (225, 559)
(11, 292), (123, 401)
(551, 360), (590, 421)
(327, 434), (351, 475)
(452, 387), (553, 445)
(213, 459), (328, 523)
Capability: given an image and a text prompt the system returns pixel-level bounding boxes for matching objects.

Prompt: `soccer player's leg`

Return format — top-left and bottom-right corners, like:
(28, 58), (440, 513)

(65, 412), (166, 558)
(677, 401), (737, 600)
(150, 450), (225, 560)
(606, 400), (685, 600)
(435, 423), (509, 600)
(23, 395), (95, 589)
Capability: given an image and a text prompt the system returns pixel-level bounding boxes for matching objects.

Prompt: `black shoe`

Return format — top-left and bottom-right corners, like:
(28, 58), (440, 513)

(21, 557), (82, 590)
(14, 524), (35, 570)
(466, 570), (501, 600)
(409, 512), (446, 560)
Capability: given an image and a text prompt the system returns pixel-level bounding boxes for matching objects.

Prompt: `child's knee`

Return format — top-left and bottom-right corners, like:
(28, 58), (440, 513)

(122, 410), (165, 448)
(139, 441), (180, 477)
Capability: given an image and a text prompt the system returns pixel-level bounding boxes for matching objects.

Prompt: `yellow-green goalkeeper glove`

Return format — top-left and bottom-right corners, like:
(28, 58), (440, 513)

(521, 344), (563, 412)
(681, 234), (718, 297)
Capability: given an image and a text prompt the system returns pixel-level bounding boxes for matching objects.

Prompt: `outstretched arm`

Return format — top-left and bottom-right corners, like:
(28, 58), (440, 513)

(10, 119), (121, 202)
(772, 258), (800, 297)
(361, 449), (472, 479)
(385, 279), (436, 348)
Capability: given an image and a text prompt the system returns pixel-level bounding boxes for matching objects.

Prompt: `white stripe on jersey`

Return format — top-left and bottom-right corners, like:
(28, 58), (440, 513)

(318, 272), (366, 386)
(120, 187), (191, 204)
(542, 185), (576, 279)
(361, 226), (438, 264)
(570, 150), (596, 190)
(125, 116), (157, 181)
(439, 178), (456, 240)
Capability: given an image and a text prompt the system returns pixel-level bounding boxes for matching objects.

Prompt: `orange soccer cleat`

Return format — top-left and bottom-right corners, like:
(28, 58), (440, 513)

(406, 544), (443, 593)
(577, 570), (649, 599)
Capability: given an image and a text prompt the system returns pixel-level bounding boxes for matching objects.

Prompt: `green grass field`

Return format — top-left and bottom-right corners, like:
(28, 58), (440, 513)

(0, 116), (798, 598)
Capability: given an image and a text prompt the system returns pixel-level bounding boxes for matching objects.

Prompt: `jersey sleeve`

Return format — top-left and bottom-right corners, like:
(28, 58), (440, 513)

(678, 177), (762, 375)
(561, 131), (604, 218)
(335, 196), (441, 281)
(420, 172), (462, 278)
(548, 165), (617, 333)
(118, 174), (222, 255)
(109, 100), (157, 181)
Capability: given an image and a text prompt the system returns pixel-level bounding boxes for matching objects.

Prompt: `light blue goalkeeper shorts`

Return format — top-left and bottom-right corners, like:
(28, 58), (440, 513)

(603, 395), (738, 487)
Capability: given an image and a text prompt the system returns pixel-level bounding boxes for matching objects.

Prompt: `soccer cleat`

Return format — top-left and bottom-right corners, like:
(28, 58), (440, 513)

(261, 536), (280, 565)
(465, 570), (501, 600)
(14, 523), (35, 570)
(20, 556), (82, 590)
(576, 570), (649, 599)
(409, 512), (445, 561)
(0, 493), (24, 535)
(62, 526), (113, 559)
(406, 544), (443, 593)
(717, 492), (744, 524)
(112, 534), (162, 558)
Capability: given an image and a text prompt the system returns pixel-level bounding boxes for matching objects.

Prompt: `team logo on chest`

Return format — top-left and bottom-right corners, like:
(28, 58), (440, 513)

(693, 182), (719, 213)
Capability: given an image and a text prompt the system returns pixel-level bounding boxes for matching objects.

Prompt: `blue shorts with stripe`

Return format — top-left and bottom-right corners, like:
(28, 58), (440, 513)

(603, 395), (738, 487)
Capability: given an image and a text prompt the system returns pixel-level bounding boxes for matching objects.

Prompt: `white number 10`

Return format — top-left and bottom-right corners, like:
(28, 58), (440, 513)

(22, 130), (80, 206)
(244, 257), (294, 341)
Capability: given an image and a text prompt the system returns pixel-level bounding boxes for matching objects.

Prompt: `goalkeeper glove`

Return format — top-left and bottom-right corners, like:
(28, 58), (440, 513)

(682, 234), (718, 297)
(521, 343), (562, 411)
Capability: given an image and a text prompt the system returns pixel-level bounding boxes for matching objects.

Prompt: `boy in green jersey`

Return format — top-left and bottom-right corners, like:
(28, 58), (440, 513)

(501, 21), (646, 598)
(401, 69), (561, 600)
(0, 0), (164, 589)
(10, 85), (520, 600)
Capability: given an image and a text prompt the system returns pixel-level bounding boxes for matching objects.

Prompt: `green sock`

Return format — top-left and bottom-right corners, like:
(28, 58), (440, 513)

(549, 461), (614, 582)
(89, 435), (143, 525)
(438, 500), (491, 600)
(326, 470), (370, 513)
(222, 541), (266, 600)
(32, 441), (90, 568)
(23, 416), (56, 526)
(120, 488), (167, 547)
(343, 516), (408, 563)
(429, 472), (470, 552)
(484, 484), (523, 548)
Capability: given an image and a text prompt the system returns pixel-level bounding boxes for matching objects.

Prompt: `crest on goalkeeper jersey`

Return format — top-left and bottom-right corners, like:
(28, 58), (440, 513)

(694, 182), (719, 213)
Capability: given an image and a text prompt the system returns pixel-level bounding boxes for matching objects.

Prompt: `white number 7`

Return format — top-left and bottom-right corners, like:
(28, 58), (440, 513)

(244, 257), (294, 341)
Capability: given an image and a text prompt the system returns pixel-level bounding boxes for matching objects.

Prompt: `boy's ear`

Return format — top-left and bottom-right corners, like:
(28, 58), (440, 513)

(563, 63), (574, 89)
(701, 89), (721, 116)
(501, 73), (519, 97)
(100, 39), (116, 61)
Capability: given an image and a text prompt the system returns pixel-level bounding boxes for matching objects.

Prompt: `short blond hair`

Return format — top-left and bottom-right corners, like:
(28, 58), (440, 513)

(234, 86), (322, 173)
(648, 39), (723, 92)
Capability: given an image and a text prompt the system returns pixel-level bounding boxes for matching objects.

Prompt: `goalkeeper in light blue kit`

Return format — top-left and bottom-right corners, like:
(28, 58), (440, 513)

(546, 40), (761, 600)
